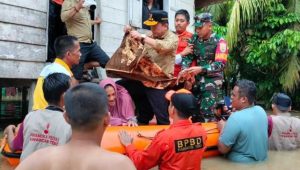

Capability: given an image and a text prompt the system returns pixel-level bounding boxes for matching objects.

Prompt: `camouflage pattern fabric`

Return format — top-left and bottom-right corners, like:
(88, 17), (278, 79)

(182, 33), (228, 121)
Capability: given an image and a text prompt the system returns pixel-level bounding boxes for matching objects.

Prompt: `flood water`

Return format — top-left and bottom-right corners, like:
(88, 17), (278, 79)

(202, 150), (300, 170)
(2, 149), (299, 170)
(1, 111), (300, 170)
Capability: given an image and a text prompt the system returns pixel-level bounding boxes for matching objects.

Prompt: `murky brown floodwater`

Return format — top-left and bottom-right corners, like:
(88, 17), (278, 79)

(202, 150), (300, 170)
(1, 111), (300, 170)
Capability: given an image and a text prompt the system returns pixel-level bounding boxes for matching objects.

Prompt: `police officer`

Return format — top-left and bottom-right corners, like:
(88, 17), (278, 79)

(118, 89), (207, 170)
(118, 10), (178, 125)
(178, 13), (229, 122)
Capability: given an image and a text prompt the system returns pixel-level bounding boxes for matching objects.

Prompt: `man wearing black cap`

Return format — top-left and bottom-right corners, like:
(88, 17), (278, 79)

(268, 93), (300, 150)
(177, 12), (229, 122)
(118, 89), (207, 170)
(119, 10), (178, 125)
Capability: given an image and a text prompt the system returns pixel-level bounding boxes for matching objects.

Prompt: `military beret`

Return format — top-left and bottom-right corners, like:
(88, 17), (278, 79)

(193, 12), (213, 27)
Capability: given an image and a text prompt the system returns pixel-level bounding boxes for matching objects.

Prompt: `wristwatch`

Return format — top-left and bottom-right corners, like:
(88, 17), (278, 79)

(141, 34), (146, 45)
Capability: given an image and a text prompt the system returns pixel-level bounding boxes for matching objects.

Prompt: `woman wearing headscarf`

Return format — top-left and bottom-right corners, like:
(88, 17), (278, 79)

(99, 78), (138, 126)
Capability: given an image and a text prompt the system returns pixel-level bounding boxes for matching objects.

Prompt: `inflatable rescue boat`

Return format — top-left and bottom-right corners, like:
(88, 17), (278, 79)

(1, 122), (220, 166)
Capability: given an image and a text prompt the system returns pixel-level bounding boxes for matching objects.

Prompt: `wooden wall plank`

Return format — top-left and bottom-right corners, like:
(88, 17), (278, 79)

(0, 41), (46, 62)
(0, 3), (47, 28)
(101, 6), (128, 25)
(0, 1), (47, 79)
(100, 23), (125, 39)
(0, 23), (46, 45)
(0, 0), (47, 12)
(100, 36), (122, 55)
(0, 60), (45, 79)
(101, 0), (127, 11)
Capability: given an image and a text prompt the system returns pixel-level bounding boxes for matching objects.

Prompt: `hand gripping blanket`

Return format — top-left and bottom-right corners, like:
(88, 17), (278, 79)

(106, 34), (175, 89)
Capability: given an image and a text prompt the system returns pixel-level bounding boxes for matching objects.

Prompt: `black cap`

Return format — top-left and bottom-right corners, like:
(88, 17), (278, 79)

(272, 93), (292, 111)
(171, 93), (198, 117)
(144, 10), (168, 26)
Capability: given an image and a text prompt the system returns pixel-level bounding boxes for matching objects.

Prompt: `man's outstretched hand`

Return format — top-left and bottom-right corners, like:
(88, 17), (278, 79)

(118, 131), (133, 147)
(94, 17), (102, 24)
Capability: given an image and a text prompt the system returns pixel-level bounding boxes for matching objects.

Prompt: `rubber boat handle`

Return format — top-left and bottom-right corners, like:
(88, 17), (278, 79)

(137, 131), (154, 140)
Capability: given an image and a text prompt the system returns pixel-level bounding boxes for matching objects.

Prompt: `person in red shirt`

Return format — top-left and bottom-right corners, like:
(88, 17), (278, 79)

(174, 9), (193, 77)
(119, 89), (207, 170)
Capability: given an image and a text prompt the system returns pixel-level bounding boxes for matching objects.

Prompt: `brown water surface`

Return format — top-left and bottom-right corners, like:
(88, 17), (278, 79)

(202, 150), (300, 170)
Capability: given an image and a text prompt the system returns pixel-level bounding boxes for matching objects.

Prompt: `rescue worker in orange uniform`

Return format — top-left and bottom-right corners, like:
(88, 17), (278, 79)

(118, 89), (207, 170)
(174, 9), (193, 77)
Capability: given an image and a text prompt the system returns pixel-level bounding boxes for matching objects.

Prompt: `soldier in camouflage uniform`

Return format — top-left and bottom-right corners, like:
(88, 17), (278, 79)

(178, 13), (228, 122)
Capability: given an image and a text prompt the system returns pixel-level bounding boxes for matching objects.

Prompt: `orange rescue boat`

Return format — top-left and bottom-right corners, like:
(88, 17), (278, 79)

(1, 122), (220, 167)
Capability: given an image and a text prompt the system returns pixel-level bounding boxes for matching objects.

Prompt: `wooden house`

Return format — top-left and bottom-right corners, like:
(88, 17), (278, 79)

(0, 0), (223, 118)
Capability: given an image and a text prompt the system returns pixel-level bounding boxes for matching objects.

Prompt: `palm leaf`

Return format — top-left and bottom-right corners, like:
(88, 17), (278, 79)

(279, 49), (300, 92)
(225, 0), (273, 49)
(226, 1), (240, 49)
(287, 0), (300, 31)
(296, 0), (300, 31)
(202, 2), (228, 22)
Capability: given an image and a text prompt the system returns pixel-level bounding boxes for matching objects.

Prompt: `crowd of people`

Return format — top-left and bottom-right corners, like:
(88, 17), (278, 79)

(2, 1), (300, 169)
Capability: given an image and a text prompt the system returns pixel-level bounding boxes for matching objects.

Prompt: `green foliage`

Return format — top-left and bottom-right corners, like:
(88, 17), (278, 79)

(199, 0), (300, 107)
(279, 51), (300, 92)
(213, 25), (227, 36)
(232, 1), (300, 105)
(226, 1), (240, 49)
(225, 0), (273, 49)
(200, 1), (234, 25)
(288, 0), (300, 31)
(246, 30), (300, 68)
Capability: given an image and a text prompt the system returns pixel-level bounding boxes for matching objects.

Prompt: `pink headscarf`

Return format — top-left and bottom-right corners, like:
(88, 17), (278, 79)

(99, 78), (135, 126)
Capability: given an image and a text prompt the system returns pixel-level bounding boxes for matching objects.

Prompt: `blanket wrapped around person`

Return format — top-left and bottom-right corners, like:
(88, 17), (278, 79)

(106, 33), (176, 89)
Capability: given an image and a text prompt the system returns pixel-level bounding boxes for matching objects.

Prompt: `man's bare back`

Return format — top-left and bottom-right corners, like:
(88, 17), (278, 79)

(16, 144), (136, 170)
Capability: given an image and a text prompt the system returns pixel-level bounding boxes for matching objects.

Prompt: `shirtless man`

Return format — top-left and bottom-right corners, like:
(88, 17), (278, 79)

(16, 83), (136, 170)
